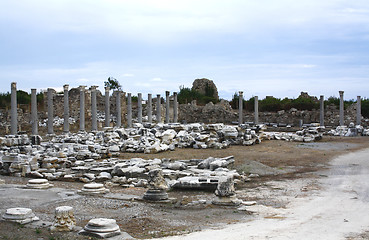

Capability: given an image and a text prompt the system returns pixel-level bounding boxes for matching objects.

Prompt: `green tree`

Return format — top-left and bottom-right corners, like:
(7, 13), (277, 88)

(104, 77), (122, 91)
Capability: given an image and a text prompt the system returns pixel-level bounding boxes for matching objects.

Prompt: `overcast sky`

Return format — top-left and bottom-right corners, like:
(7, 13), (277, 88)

(1, 0), (368, 100)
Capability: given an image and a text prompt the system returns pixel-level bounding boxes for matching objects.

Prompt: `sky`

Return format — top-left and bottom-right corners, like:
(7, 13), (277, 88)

(0, 0), (369, 100)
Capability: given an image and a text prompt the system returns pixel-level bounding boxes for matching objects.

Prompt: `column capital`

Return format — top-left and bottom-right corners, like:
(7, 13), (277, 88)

(105, 86), (110, 92)
(239, 91), (243, 95)
(91, 85), (98, 91)
(79, 85), (86, 90)
(165, 91), (170, 96)
(339, 91), (344, 95)
(11, 82), (17, 90)
(63, 84), (69, 91)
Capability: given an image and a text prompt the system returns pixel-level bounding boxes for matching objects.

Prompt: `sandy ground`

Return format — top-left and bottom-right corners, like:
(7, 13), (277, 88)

(161, 148), (369, 240)
(1, 137), (369, 239)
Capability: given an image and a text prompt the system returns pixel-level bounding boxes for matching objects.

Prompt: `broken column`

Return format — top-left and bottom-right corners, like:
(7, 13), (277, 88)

(212, 175), (239, 206)
(143, 169), (168, 201)
(105, 87), (110, 127)
(138, 93), (142, 123)
(63, 84), (69, 133)
(10, 82), (17, 135)
(148, 93), (152, 123)
(238, 91), (243, 125)
(320, 95), (324, 127)
(127, 93), (132, 128)
(156, 94), (161, 123)
(339, 91), (344, 126)
(173, 92), (178, 123)
(50, 206), (76, 232)
(79, 218), (121, 238)
(47, 88), (54, 135)
(254, 96), (259, 125)
(357, 96), (361, 126)
(116, 90), (122, 127)
(31, 88), (38, 135)
(91, 86), (98, 131)
(165, 91), (170, 123)
(79, 86), (85, 132)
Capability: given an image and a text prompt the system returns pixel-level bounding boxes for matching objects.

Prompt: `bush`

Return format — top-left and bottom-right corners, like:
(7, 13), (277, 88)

(290, 97), (319, 111)
(260, 97), (282, 112)
(177, 85), (217, 105)
(362, 98), (369, 118)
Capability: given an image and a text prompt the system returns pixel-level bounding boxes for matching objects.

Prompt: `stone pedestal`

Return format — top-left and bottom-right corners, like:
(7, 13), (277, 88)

(26, 179), (52, 189)
(79, 218), (121, 238)
(50, 206), (76, 232)
(2, 207), (39, 224)
(78, 183), (109, 195)
(143, 189), (168, 201)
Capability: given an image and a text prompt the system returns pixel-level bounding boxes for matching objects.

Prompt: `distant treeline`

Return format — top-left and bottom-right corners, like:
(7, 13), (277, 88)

(229, 92), (369, 118)
(0, 91), (44, 108)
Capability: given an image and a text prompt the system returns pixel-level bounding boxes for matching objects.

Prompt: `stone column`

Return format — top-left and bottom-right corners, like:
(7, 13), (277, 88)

(357, 96), (361, 126)
(63, 85), (69, 133)
(138, 93), (142, 123)
(31, 89), (38, 135)
(156, 94), (161, 123)
(47, 88), (54, 134)
(173, 92), (178, 123)
(105, 87), (110, 127)
(165, 91), (170, 123)
(238, 91), (243, 125)
(10, 82), (17, 135)
(91, 86), (98, 132)
(127, 93), (132, 127)
(320, 95), (324, 127)
(254, 96), (259, 125)
(148, 94), (152, 123)
(79, 86), (85, 132)
(339, 91), (344, 126)
(116, 91), (122, 128)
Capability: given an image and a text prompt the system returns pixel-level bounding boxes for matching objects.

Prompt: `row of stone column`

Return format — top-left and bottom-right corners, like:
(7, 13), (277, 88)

(238, 90), (362, 127)
(126, 91), (178, 127)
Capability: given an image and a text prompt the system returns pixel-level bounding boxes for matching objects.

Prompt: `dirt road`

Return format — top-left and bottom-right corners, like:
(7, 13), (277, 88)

(161, 148), (369, 240)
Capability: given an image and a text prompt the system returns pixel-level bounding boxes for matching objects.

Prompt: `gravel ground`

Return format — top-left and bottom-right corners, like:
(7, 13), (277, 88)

(1, 136), (369, 240)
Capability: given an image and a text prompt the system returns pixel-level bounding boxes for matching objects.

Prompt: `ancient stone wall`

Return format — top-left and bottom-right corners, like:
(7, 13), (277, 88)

(178, 101), (368, 127)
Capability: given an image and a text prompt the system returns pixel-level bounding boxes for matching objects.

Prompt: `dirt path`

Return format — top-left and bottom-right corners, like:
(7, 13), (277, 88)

(161, 148), (369, 240)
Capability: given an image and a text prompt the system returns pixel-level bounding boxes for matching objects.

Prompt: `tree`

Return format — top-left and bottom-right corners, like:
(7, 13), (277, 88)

(104, 77), (122, 91)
